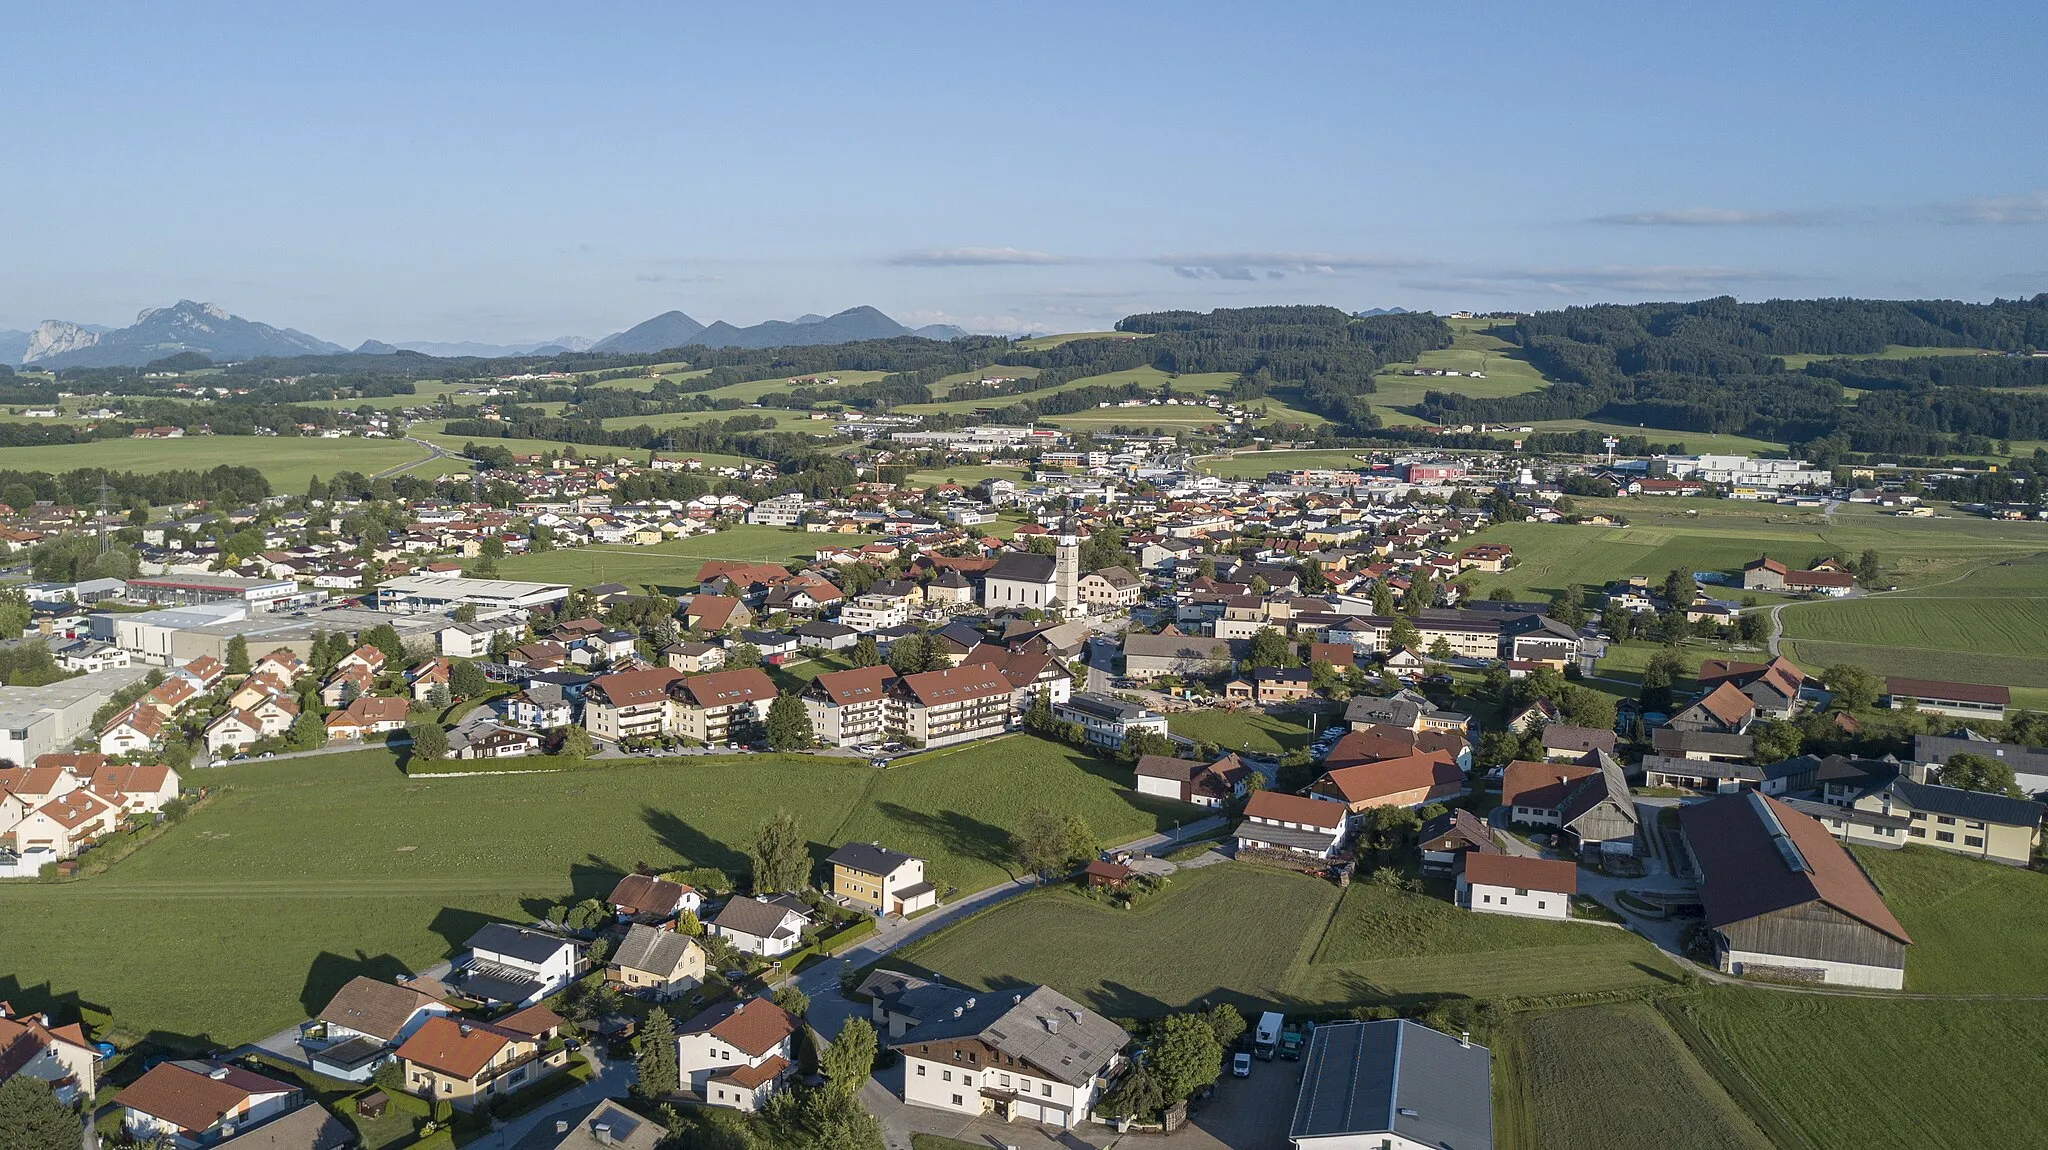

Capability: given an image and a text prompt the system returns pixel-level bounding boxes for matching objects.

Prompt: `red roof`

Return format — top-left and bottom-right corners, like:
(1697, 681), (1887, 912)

(1244, 790), (1345, 829)
(1460, 852), (1578, 894)
(1501, 761), (1598, 811)
(1884, 677), (2010, 706)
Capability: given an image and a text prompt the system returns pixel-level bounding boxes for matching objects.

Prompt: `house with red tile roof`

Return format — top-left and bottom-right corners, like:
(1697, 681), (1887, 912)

(116, 1060), (302, 1145)
(678, 996), (799, 1112)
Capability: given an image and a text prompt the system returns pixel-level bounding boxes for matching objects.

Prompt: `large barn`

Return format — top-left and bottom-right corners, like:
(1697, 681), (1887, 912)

(1680, 791), (1911, 988)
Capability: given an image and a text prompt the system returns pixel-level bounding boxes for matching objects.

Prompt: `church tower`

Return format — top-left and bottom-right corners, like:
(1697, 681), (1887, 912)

(1055, 532), (1081, 616)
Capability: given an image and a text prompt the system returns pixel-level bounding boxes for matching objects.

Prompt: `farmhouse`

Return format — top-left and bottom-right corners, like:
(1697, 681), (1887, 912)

(1288, 1020), (1491, 1150)
(1666, 681), (1757, 734)
(1681, 791), (1911, 989)
(1132, 753), (1250, 807)
(1305, 749), (1465, 813)
(1499, 758), (1639, 852)
(606, 923), (705, 1000)
(1456, 852), (1577, 920)
(1418, 807), (1500, 872)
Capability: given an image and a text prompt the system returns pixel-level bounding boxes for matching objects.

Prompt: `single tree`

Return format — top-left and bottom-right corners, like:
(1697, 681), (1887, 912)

(1940, 752), (2023, 798)
(819, 1017), (878, 1096)
(286, 709), (326, 751)
(770, 985), (810, 1017)
(751, 810), (810, 893)
(1750, 719), (1803, 764)
(1104, 1062), (1165, 1120)
(559, 726), (595, 760)
(225, 634), (251, 675)
(1013, 805), (1088, 878)
(725, 642), (763, 670)
(362, 623), (409, 669)
(407, 721), (449, 762)
(1204, 1003), (1247, 1050)
(849, 635), (880, 668)
(450, 659), (490, 698)
(766, 693), (815, 751)
(1824, 663), (1880, 711)
(1149, 1012), (1225, 1102)
(1247, 627), (1294, 669)
(763, 1085), (884, 1150)
(0, 1076), (79, 1150)
(1663, 568), (1697, 608)
(1389, 614), (1421, 652)
(634, 1008), (680, 1099)
(1428, 637), (1455, 662)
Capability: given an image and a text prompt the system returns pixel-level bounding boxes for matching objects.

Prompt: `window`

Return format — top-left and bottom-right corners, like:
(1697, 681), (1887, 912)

(964, 1075), (974, 1086)
(942, 1070), (952, 1082)
(952, 1094), (963, 1106)
(1515, 888), (1529, 896)
(916, 1065), (925, 1077)
(1965, 835), (1985, 847)
(1936, 831), (1955, 843)
(1537, 901), (1547, 909)
(1043, 1084), (1053, 1097)
(1480, 894), (1491, 904)
(1910, 827), (1926, 838)
(1936, 815), (1955, 826)
(720, 1050), (730, 1060)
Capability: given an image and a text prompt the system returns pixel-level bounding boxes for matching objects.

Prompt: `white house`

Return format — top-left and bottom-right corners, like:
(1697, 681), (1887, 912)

(1235, 791), (1347, 859)
(707, 895), (812, 958)
(677, 996), (799, 1112)
(305, 976), (455, 1082)
(456, 924), (584, 1006)
(1454, 852), (1576, 921)
(884, 981), (1126, 1131)
(115, 1061), (302, 1149)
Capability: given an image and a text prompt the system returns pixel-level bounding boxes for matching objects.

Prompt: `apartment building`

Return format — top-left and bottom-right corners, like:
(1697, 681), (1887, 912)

(580, 667), (684, 743)
(671, 668), (778, 746)
(801, 666), (897, 747)
(890, 665), (1012, 748)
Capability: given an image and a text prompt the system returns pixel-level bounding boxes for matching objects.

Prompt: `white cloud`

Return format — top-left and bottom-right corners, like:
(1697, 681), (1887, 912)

(1407, 264), (1810, 298)
(1152, 251), (1425, 280)
(1938, 191), (2048, 225)
(886, 247), (1066, 267)
(1590, 207), (1824, 226)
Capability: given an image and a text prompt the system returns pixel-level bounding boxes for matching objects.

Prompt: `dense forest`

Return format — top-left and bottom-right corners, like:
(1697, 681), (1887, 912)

(1420, 295), (2048, 458)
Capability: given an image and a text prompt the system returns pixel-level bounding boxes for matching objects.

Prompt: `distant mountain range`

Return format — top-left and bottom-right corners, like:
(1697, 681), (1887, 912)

(20, 301), (344, 368)
(1356, 307), (1410, 317)
(9, 301), (970, 367)
(592, 305), (966, 353)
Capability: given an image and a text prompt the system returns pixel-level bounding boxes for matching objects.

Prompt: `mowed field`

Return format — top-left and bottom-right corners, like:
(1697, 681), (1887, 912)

(1368, 317), (1550, 426)
(495, 526), (868, 591)
(903, 865), (1682, 1020)
(0, 436), (443, 490)
(1167, 709), (1316, 756)
(1496, 1002), (1769, 1150)
(1852, 846), (2048, 993)
(0, 736), (1192, 1044)
(1780, 554), (2048, 686)
(1670, 989), (2048, 1150)
(1193, 448), (1376, 479)
(903, 366), (1237, 416)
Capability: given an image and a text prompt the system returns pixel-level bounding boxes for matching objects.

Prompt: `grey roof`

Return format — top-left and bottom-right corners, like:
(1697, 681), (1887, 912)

(1649, 727), (1754, 758)
(1914, 733), (2048, 784)
(510, 1100), (665, 1150)
(793, 621), (857, 639)
(214, 1104), (353, 1150)
(1890, 778), (2046, 826)
(612, 923), (700, 975)
(886, 983), (1126, 1086)
(1120, 633), (1242, 663)
(1290, 1020), (1491, 1150)
(828, 841), (920, 876)
(466, 923), (573, 965)
(712, 895), (810, 940)
(987, 552), (1058, 583)
(1344, 691), (1434, 728)
(1059, 691), (1151, 722)
(1236, 822), (1343, 853)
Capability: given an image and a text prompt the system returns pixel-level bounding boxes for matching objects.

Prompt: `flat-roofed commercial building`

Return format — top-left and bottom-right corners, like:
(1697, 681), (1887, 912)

(125, 574), (310, 613)
(375, 575), (570, 614)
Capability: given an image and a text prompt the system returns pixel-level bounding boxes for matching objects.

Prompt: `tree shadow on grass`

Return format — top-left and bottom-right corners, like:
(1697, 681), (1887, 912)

(0, 974), (106, 1032)
(641, 806), (753, 879)
(869, 801), (1015, 878)
(428, 906), (501, 957)
(299, 950), (415, 1017)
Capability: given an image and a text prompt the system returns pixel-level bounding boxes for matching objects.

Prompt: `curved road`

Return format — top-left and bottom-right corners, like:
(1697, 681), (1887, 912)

(371, 435), (466, 479)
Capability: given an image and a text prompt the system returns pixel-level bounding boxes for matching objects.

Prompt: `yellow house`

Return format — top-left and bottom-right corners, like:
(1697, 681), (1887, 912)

(606, 923), (706, 1000)
(395, 1007), (570, 1111)
(827, 842), (937, 916)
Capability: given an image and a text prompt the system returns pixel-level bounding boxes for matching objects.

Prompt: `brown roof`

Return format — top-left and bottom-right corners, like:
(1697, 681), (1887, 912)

(676, 667), (777, 709)
(395, 1015), (520, 1080)
(1501, 760), (1596, 810)
(1460, 852), (1579, 894)
(1324, 726), (1419, 768)
(809, 665), (896, 706)
(608, 873), (691, 916)
(1133, 754), (1206, 782)
(1420, 807), (1499, 853)
(115, 1062), (299, 1134)
(335, 696), (410, 725)
(1539, 725), (1617, 754)
(1083, 859), (1134, 882)
(695, 560), (793, 587)
(317, 976), (445, 1042)
(1786, 569), (1854, 588)
(1310, 750), (1463, 806)
(37, 789), (117, 830)
(89, 763), (173, 797)
(710, 1054), (790, 1090)
(592, 667), (686, 706)
(1884, 677), (2010, 706)
(1695, 681), (1757, 727)
(685, 594), (744, 631)
(1243, 789), (1346, 829)
(1680, 792), (1910, 944)
(33, 752), (106, 775)
(494, 1004), (566, 1040)
(681, 996), (798, 1058)
(894, 664), (1010, 706)
(1306, 642), (1355, 668)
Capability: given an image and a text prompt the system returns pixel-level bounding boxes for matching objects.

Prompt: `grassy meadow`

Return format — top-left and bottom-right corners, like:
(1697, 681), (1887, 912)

(0, 436), (442, 490)
(1167, 709), (1317, 755)
(494, 525), (861, 590)
(0, 736), (1192, 1045)
(1851, 846), (2048, 993)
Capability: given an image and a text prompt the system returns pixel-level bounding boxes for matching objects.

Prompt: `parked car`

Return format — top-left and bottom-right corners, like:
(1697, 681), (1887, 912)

(1231, 1052), (1252, 1077)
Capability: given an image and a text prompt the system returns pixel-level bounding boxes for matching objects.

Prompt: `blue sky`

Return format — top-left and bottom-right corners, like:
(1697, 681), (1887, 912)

(3, 1), (2044, 345)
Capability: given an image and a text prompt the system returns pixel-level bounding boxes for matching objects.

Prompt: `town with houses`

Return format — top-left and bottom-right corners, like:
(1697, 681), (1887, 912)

(3, 412), (2044, 1150)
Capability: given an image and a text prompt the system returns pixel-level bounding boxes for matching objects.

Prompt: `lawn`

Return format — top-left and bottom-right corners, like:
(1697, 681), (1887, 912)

(902, 864), (1683, 1020)
(0, 735), (1185, 1046)
(684, 369), (890, 404)
(0, 436), (438, 492)
(1168, 709), (1317, 756)
(1012, 331), (1150, 350)
(904, 465), (1031, 488)
(595, 408), (825, 432)
(1496, 1001), (1768, 1150)
(496, 526), (864, 591)
(930, 364), (1041, 396)
(1776, 345), (1997, 370)
(1668, 987), (2048, 1150)
(1851, 846), (2048, 993)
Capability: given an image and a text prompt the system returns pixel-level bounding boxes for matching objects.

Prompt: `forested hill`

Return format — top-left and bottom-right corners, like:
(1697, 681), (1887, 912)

(1421, 295), (2048, 460)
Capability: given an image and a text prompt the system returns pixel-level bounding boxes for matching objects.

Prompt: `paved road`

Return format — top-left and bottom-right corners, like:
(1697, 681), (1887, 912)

(373, 436), (464, 480)
(798, 815), (1229, 1042)
(468, 1044), (633, 1150)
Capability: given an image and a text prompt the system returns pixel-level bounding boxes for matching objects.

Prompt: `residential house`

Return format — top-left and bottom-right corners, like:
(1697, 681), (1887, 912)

(1650, 727), (1755, 764)
(85, 763), (180, 815)
(606, 924), (706, 1001)
(1418, 807), (1500, 873)
(116, 1061), (302, 1149)
(887, 982), (1126, 1130)
(306, 976), (454, 1082)
(455, 924), (585, 1006)
(1913, 730), (2048, 797)
(1499, 758), (1639, 853)
(791, 621), (859, 652)
(1235, 790), (1347, 859)
(512, 1101), (664, 1150)
(8, 788), (122, 859)
(662, 641), (727, 674)
(828, 842), (938, 916)
(212, 1105), (352, 1150)
(1324, 724), (1471, 772)
(449, 724), (544, 760)
(324, 696), (410, 743)
(607, 873), (701, 922)
(682, 594), (752, 634)
(1666, 681), (1757, 735)
(1050, 691), (1166, 750)
(802, 666), (897, 748)
(1288, 1021), (1490, 1150)
(503, 681), (577, 730)
(1120, 633), (1242, 681)
(1343, 690), (1468, 735)
(677, 996), (799, 1112)
(395, 1008), (570, 1112)
(1305, 749), (1465, 815)
(0, 1005), (99, 1104)
(98, 704), (165, 755)
(1539, 724), (1616, 762)
(708, 895), (812, 958)
(1681, 792), (1911, 988)
(671, 668), (778, 746)
(1456, 852), (1578, 920)
(1132, 753), (1250, 807)
(1074, 566), (1143, 608)
(1698, 656), (1807, 720)
(1822, 773), (2044, 865)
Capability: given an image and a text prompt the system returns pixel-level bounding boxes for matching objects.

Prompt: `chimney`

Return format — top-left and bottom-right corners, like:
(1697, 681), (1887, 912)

(594, 1123), (614, 1145)
(1460, 1030), (1470, 1048)
(209, 1067), (230, 1080)
(953, 1006), (963, 1018)
(555, 1121), (571, 1134)
(1044, 1017), (1059, 1034)
(1013, 993), (1024, 1005)
(964, 997), (976, 1010)
(459, 1023), (472, 1037)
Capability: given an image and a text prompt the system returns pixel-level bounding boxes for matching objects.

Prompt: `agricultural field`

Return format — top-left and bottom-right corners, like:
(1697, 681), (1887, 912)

(1496, 1002), (1769, 1150)
(1012, 331), (1149, 350)
(1526, 418), (1788, 455)
(903, 464), (1030, 487)
(1167, 709), (1316, 756)
(594, 407), (824, 432)
(929, 363), (1041, 396)
(495, 525), (861, 590)
(0, 436), (442, 491)
(1193, 448), (1376, 479)
(0, 735), (1185, 1045)
(1851, 846), (2048, 994)
(902, 366), (1236, 417)
(1776, 344), (1998, 370)
(903, 864), (1682, 1020)
(1368, 318), (1551, 426)
(685, 369), (890, 404)
(1670, 988), (2048, 1150)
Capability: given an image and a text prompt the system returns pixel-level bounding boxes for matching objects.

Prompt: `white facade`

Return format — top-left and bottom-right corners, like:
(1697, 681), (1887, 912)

(677, 1026), (794, 1111)
(1720, 946), (1906, 990)
(902, 1054), (1096, 1130)
(1455, 876), (1570, 920)
(841, 596), (912, 632)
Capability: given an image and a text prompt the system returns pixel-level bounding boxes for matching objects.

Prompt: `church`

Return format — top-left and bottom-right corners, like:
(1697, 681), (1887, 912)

(982, 535), (1080, 617)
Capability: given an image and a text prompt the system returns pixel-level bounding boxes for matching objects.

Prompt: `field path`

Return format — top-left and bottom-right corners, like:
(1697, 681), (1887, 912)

(1759, 550), (2039, 659)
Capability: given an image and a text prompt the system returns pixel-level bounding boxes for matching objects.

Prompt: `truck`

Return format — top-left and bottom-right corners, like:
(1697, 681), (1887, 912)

(1280, 1023), (1304, 1060)
(1254, 1011), (1284, 1060)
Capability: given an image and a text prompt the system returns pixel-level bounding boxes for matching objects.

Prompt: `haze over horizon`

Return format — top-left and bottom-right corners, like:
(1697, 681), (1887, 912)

(3, 0), (2045, 347)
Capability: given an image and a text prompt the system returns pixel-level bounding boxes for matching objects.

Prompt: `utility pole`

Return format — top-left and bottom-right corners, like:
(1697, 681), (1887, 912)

(97, 476), (112, 554)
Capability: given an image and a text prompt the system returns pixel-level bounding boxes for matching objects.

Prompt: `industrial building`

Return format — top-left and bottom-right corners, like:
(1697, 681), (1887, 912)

(374, 575), (570, 614)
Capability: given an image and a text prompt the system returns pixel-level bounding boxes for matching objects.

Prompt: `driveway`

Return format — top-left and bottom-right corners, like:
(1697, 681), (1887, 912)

(233, 962), (452, 1069)
(467, 1045), (634, 1150)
